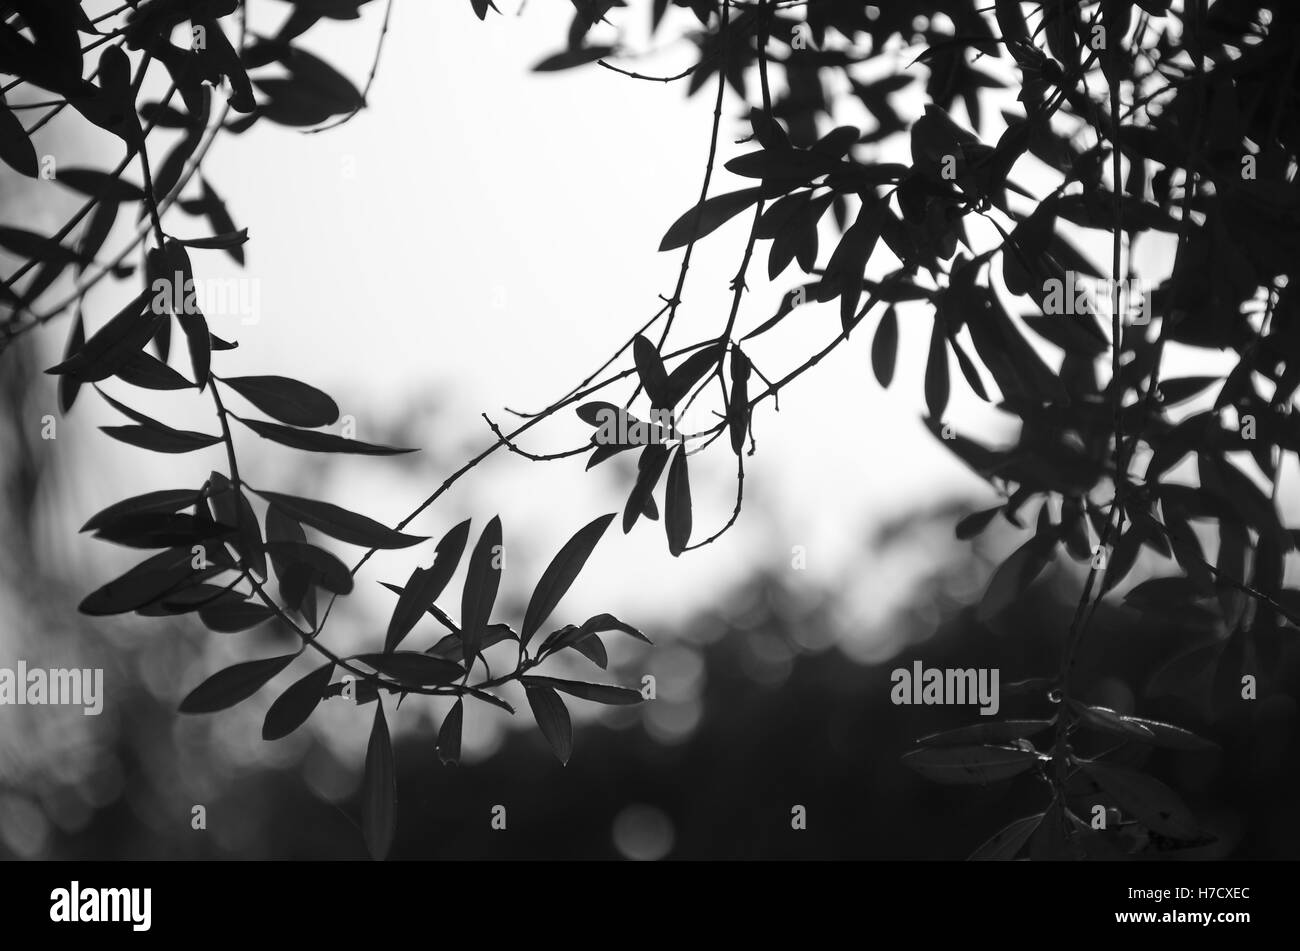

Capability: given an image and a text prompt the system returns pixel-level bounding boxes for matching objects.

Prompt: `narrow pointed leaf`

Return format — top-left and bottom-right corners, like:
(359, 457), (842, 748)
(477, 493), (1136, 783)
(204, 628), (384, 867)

(0, 95), (38, 177)
(361, 703), (396, 860)
(261, 541), (354, 594)
(46, 288), (158, 383)
(902, 744), (1041, 785)
(623, 444), (669, 534)
(81, 489), (200, 533)
(658, 187), (764, 252)
(114, 350), (192, 390)
(663, 343), (723, 407)
(460, 516), (503, 665)
(969, 813), (1044, 860)
(220, 375), (340, 427)
(179, 653), (295, 714)
(437, 699), (463, 765)
(872, 307), (898, 387)
(665, 445), (692, 556)
(238, 416), (415, 455)
(728, 348), (751, 455)
(355, 652), (463, 686)
(80, 547), (225, 616)
(571, 633), (608, 668)
(100, 425), (223, 453)
(918, 719), (1053, 747)
(1119, 716), (1218, 751)
(260, 491), (426, 549)
(525, 684), (572, 765)
(58, 311), (86, 412)
(523, 675), (644, 705)
(385, 518), (472, 652)
(198, 594), (276, 633)
(262, 662), (334, 740)
(632, 335), (671, 407)
(521, 513), (615, 647)
(925, 317), (950, 418)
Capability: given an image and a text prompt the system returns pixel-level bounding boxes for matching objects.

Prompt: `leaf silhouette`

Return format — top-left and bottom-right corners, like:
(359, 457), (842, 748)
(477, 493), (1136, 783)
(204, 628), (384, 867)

(179, 177), (245, 265)
(820, 202), (885, 329)
(917, 719), (1054, 748)
(664, 445), (692, 556)
(728, 347), (751, 455)
(55, 167), (144, 203)
(664, 343), (723, 408)
(522, 675), (643, 706)
(571, 633), (608, 669)
(525, 684), (573, 765)
(220, 375), (340, 427)
(263, 663), (334, 740)
(977, 534), (1056, 622)
(632, 335), (671, 407)
(1083, 762), (1205, 840)
(57, 311), (86, 412)
(1119, 716), (1218, 752)
(197, 593), (276, 633)
(460, 516), (503, 665)
(261, 541), (354, 594)
(955, 506), (1000, 540)
(255, 47), (364, 126)
(100, 425), (223, 453)
(355, 652), (463, 686)
(623, 444), (670, 534)
(260, 491), (426, 549)
(0, 226), (92, 267)
(0, 95), (37, 177)
(521, 512), (615, 647)
(426, 623), (515, 664)
(81, 489), (200, 533)
(871, 306), (898, 388)
(385, 518), (472, 652)
(902, 744), (1041, 785)
(114, 350), (193, 390)
(158, 241), (211, 388)
(658, 187), (764, 252)
(533, 45), (615, 72)
(361, 703), (396, 860)
(437, 699), (463, 765)
(91, 512), (222, 549)
(238, 417), (415, 455)
(46, 288), (162, 383)
(541, 612), (652, 656)
(179, 654), (296, 714)
(176, 229), (249, 252)
(79, 547), (226, 616)
(924, 317), (950, 419)
(969, 813), (1044, 861)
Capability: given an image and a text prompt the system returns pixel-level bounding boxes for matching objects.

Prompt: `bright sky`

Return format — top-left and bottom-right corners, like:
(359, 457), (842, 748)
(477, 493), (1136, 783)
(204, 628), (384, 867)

(28, 0), (1250, 655)
(33, 0), (998, 657)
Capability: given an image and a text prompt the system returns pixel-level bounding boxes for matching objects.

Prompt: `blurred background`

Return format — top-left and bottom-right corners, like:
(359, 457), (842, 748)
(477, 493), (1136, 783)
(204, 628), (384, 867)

(0, 0), (1297, 860)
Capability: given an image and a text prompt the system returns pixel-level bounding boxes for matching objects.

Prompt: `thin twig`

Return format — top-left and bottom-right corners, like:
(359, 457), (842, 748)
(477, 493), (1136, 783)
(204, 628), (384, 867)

(303, 0), (394, 135)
